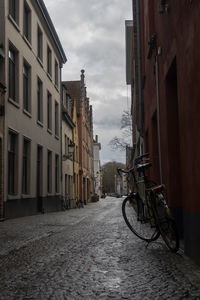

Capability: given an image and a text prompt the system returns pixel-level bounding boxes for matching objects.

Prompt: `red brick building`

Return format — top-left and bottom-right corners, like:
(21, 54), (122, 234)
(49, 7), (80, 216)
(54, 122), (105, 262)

(129, 1), (200, 264)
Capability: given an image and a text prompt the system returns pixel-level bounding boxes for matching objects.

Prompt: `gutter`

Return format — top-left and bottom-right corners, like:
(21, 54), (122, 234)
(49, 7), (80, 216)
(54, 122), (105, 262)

(35, 0), (67, 64)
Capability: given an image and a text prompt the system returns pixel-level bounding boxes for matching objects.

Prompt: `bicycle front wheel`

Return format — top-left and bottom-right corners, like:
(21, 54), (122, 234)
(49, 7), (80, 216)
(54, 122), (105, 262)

(122, 196), (160, 242)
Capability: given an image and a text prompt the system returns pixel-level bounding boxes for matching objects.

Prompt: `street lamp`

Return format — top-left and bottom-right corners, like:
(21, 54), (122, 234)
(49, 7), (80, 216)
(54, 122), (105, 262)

(62, 141), (75, 161)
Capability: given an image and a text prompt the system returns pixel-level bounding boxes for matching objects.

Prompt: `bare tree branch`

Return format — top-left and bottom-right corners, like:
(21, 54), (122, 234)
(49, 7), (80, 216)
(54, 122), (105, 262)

(109, 110), (132, 151)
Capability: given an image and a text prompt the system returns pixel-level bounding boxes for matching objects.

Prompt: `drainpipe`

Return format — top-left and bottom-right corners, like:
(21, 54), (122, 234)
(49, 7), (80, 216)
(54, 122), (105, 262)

(60, 66), (63, 206)
(136, 0), (143, 154)
(155, 54), (163, 184)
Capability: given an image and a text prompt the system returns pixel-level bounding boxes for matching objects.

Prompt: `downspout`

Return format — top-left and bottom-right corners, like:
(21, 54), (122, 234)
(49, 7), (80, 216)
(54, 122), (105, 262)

(136, 0), (143, 154)
(155, 54), (163, 184)
(60, 65), (63, 207)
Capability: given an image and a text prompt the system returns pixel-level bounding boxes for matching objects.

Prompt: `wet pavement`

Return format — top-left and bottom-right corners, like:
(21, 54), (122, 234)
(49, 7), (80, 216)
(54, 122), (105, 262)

(0, 197), (200, 299)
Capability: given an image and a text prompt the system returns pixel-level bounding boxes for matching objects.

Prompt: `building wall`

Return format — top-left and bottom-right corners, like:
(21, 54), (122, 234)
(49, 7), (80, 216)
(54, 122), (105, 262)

(62, 118), (73, 207)
(93, 136), (101, 197)
(2, 0), (66, 217)
(72, 98), (79, 207)
(140, 0), (200, 264)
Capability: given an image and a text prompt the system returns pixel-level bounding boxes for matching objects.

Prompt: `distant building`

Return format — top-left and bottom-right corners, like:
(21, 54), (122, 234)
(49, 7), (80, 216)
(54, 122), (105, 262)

(62, 84), (75, 208)
(64, 80), (81, 207)
(0, 0), (66, 218)
(64, 70), (94, 205)
(93, 135), (101, 197)
(115, 173), (127, 196)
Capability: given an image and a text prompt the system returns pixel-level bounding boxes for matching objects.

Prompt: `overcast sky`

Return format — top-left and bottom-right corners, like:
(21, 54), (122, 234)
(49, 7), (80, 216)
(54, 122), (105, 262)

(45, 0), (132, 165)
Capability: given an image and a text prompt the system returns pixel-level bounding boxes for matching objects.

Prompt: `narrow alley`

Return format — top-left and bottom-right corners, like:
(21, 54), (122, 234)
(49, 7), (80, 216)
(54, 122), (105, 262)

(0, 197), (200, 300)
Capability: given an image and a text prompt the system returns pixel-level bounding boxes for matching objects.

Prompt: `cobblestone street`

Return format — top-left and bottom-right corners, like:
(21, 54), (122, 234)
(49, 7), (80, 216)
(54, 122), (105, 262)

(0, 197), (200, 299)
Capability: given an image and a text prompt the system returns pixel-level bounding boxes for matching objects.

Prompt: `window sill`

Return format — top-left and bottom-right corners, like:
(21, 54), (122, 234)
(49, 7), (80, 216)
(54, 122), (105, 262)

(54, 84), (59, 92)
(37, 57), (43, 68)
(8, 97), (20, 108)
(7, 194), (19, 200)
(21, 194), (31, 199)
(47, 73), (52, 81)
(47, 128), (52, 135)
(55, 134), (59, 140)
(23, 109), (32, 118)
(23, 35), (32, 50)
(37, 120), (43, 127)
(8, 15), (20, 32)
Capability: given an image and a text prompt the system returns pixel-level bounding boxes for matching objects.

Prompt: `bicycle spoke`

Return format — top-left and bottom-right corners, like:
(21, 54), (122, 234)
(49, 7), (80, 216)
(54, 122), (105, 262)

(122, 197), (160, 242)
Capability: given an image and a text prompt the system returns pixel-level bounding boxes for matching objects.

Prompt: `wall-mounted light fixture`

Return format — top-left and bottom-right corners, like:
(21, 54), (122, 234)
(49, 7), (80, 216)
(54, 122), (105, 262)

(62, 141), (75, 160)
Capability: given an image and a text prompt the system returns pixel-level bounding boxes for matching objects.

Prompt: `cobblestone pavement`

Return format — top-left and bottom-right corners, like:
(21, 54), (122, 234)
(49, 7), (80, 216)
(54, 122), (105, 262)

(0, 197), (200, 300)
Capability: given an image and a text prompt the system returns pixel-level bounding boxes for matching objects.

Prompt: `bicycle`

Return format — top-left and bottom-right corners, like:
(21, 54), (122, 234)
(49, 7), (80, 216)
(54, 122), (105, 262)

(117, 153), (179, 253)
(61, 196), (70, 210)
(75, 199), (84, 208)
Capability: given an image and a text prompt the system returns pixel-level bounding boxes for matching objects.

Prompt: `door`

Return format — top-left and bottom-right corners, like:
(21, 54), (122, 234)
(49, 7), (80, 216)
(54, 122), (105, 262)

(37, 146), (43, 212)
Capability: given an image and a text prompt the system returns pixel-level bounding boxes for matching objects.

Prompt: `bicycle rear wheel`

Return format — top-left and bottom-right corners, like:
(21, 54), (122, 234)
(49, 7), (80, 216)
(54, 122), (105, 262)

(122, 195), (160, 242)
(153, 192), (179, 252)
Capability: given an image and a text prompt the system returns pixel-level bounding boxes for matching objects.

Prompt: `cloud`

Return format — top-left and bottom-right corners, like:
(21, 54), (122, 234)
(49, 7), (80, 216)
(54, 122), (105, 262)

(45, 0), (132, 164)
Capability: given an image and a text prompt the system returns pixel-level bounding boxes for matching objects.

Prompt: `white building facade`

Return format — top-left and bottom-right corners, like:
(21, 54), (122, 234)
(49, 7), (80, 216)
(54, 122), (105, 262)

(0, 0), (66, 218)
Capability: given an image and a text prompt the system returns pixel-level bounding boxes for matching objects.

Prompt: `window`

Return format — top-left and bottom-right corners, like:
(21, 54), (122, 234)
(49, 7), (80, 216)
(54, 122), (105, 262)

(23, 1), (31, 42)
(55, 101), (59, 136)
(47, 46), (52, 76)
(9, 47), (18, 101)
(22, 138), (30, 194)
(55, 154), (59, 193)
(9, 0), (18, 22)
(55, 60), (58, 86)
(8, 131), (18, 194)
(23, 61), (31, 112)
(47, 91), (52, 130)
(64, 134), (68, 155)
(37, 78), (43, 122)
(47, 150), (52, 193)
(37, 26), (43, 61)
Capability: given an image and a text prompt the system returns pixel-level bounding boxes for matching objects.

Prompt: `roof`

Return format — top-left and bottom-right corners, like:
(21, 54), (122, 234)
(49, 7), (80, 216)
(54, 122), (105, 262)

(36, 0), (67, 64)
(63, 81), (81, 101)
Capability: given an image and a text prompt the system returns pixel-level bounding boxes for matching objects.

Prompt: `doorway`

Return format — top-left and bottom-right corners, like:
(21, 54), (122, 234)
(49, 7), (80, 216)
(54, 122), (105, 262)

(37, 146), (43, 212)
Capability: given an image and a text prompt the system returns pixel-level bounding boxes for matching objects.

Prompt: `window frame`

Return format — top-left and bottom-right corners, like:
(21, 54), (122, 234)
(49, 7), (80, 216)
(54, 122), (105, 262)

(47, 45), (52, 76)
(8, 130), (18, 195)
(55, 60), (58, 87)
(23, 1), (31, 43)
(55, 154), (59, 193)
(47, 150), (52, 193)
(9, 0), (18, 24)
(37, 25), (43, 61)
(8, 44), (18, 103)
(47, 91), (52, 131)
(23, 59), (31, 113)
(22, 137), (31, 195)
(55, 101), (59, 137)
(37, 77), (43, 123)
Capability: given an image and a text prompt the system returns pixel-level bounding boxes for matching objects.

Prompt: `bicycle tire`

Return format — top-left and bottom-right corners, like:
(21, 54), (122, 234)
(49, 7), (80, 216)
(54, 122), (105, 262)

(153, 192), (179, 252)
(122, 195), (160, 242)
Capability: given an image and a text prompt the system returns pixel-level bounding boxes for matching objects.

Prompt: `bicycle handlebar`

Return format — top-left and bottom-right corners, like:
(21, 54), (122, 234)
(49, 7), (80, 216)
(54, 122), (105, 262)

(117, 167), (134, 175)
(134, 153), (150, 166)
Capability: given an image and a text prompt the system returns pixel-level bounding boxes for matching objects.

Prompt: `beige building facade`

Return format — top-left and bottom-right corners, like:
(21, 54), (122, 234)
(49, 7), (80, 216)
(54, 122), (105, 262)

(0, 0), (66, 218)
